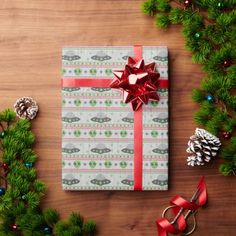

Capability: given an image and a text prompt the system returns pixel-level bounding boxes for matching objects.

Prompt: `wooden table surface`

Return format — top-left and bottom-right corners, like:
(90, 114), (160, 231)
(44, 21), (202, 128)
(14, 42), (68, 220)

(0, 1), (235, 235)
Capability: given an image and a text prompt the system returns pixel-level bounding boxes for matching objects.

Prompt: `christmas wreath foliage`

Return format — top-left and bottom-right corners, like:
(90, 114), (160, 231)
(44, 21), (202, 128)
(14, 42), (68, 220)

(0, 109), (96, 236)
(142, 0), (236, 176)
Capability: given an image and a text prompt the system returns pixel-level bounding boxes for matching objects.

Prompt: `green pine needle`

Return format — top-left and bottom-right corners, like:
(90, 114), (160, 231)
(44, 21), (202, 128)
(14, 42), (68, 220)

(156, 0), (171, 12)
(43, 208), (60, 225)
(219, 163), (236, 176)
(169, 8), (185, 24)
(0, 109), (16, 123)
(69, 212), (84, 228)
(192, 89), (205, 103)
(82, 220), (97, 236)
(141, 0), (157, 16)
(155, 13), (170, 28)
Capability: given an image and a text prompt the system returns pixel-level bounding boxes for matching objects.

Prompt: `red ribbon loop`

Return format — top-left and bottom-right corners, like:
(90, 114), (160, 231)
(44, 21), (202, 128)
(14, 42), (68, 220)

(156, 177), (207, 236)
(170, 196), (199, 211)
(157, 216), (186, 235)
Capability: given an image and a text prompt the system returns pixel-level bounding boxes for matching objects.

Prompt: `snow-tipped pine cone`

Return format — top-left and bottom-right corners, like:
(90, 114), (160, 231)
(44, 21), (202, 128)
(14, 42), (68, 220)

(187, 128), (221, 166)
(14, 97), (38, 120)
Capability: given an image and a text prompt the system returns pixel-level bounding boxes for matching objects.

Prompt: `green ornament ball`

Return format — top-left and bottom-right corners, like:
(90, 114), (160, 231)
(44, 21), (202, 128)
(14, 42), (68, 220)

(0, 187), (6, 196)
(0, 131), (5, 138)
(206, 94), (215, 103)
(43, 226), (52, 234)
(24, 162), (33, 168)
(194, 32), (202, 39)
(217, 2), (224, 9)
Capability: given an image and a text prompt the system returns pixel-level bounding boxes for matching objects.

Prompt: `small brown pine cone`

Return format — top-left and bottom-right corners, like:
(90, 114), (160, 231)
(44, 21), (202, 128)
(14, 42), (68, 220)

(186, 128), (221, 166)
(14, 97), (38, 120)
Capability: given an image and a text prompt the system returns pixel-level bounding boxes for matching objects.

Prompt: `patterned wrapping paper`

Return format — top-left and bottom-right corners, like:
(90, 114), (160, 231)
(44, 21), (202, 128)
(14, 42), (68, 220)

(62, 46), (168, 190)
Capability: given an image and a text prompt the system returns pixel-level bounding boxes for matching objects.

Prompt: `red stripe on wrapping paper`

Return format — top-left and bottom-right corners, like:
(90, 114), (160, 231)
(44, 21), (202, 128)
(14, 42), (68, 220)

(62, 125), (134, 129)
(62, 105), (168, 110)
(62, 107), (131, 111)
(62, 138), (134, 141)
(62, 64), (168, 69)
(63, 94), (168, 99)
(62, 138), (168, 142)
(63, 169), (133, 172)
(62, 126), (167, 130)
(62, 156), (168, 161)
(63, 126), (134, 130)
(63, 95), (122, 99)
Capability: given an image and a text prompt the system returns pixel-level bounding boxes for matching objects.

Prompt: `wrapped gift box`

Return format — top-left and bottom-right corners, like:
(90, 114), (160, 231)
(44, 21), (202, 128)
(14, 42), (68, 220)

(61, 46), (168, 190)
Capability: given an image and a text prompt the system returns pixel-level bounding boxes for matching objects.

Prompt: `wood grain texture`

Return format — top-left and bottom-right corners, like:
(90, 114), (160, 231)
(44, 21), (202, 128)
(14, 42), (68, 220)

(0, 1), (235, 235)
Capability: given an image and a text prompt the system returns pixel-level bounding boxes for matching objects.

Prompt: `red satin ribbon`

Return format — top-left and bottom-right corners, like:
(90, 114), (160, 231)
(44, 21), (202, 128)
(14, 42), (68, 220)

(61, 45), (169, 191)
(156, 176), (207, 236)
(133, 45), (143, 190)
(61, 78), (168, 89)
(133, 107), (143, 190)
(62, 78), (112, 87)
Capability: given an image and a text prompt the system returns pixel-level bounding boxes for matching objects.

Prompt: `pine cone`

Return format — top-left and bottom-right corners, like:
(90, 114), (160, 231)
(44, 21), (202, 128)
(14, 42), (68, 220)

(186, 128), (221, 166)
(14, 97), (38, 120)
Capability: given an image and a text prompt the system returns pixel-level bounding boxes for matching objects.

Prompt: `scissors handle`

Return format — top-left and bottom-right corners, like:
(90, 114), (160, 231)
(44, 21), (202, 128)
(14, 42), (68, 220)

(162, 205), (185, 224)
(182, 211), (197, 235)
(162, 205), (197, 236)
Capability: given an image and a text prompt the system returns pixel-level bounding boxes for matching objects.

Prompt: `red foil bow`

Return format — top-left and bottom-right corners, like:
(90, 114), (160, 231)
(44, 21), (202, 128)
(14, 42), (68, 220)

(110, 57), (160, 111)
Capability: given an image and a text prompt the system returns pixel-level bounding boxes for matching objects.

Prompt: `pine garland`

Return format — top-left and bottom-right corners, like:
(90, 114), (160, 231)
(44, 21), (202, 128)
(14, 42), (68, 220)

(142, 0), (236, 175)
(0, 109), (96, 236)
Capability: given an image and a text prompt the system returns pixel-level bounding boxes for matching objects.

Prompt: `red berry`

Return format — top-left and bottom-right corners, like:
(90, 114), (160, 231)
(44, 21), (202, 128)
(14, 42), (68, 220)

(184, 0), (192, 8)
(223, 59), (231, 68)
(222, 131), (231, 139)
(11, 224), (17, 230)
(2, 163), (8, 171)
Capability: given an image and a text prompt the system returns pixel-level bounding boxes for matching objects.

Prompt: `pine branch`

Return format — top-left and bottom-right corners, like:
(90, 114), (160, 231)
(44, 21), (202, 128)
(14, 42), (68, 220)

(142, 0), (236, 175)
(0, 109), (97, 235)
